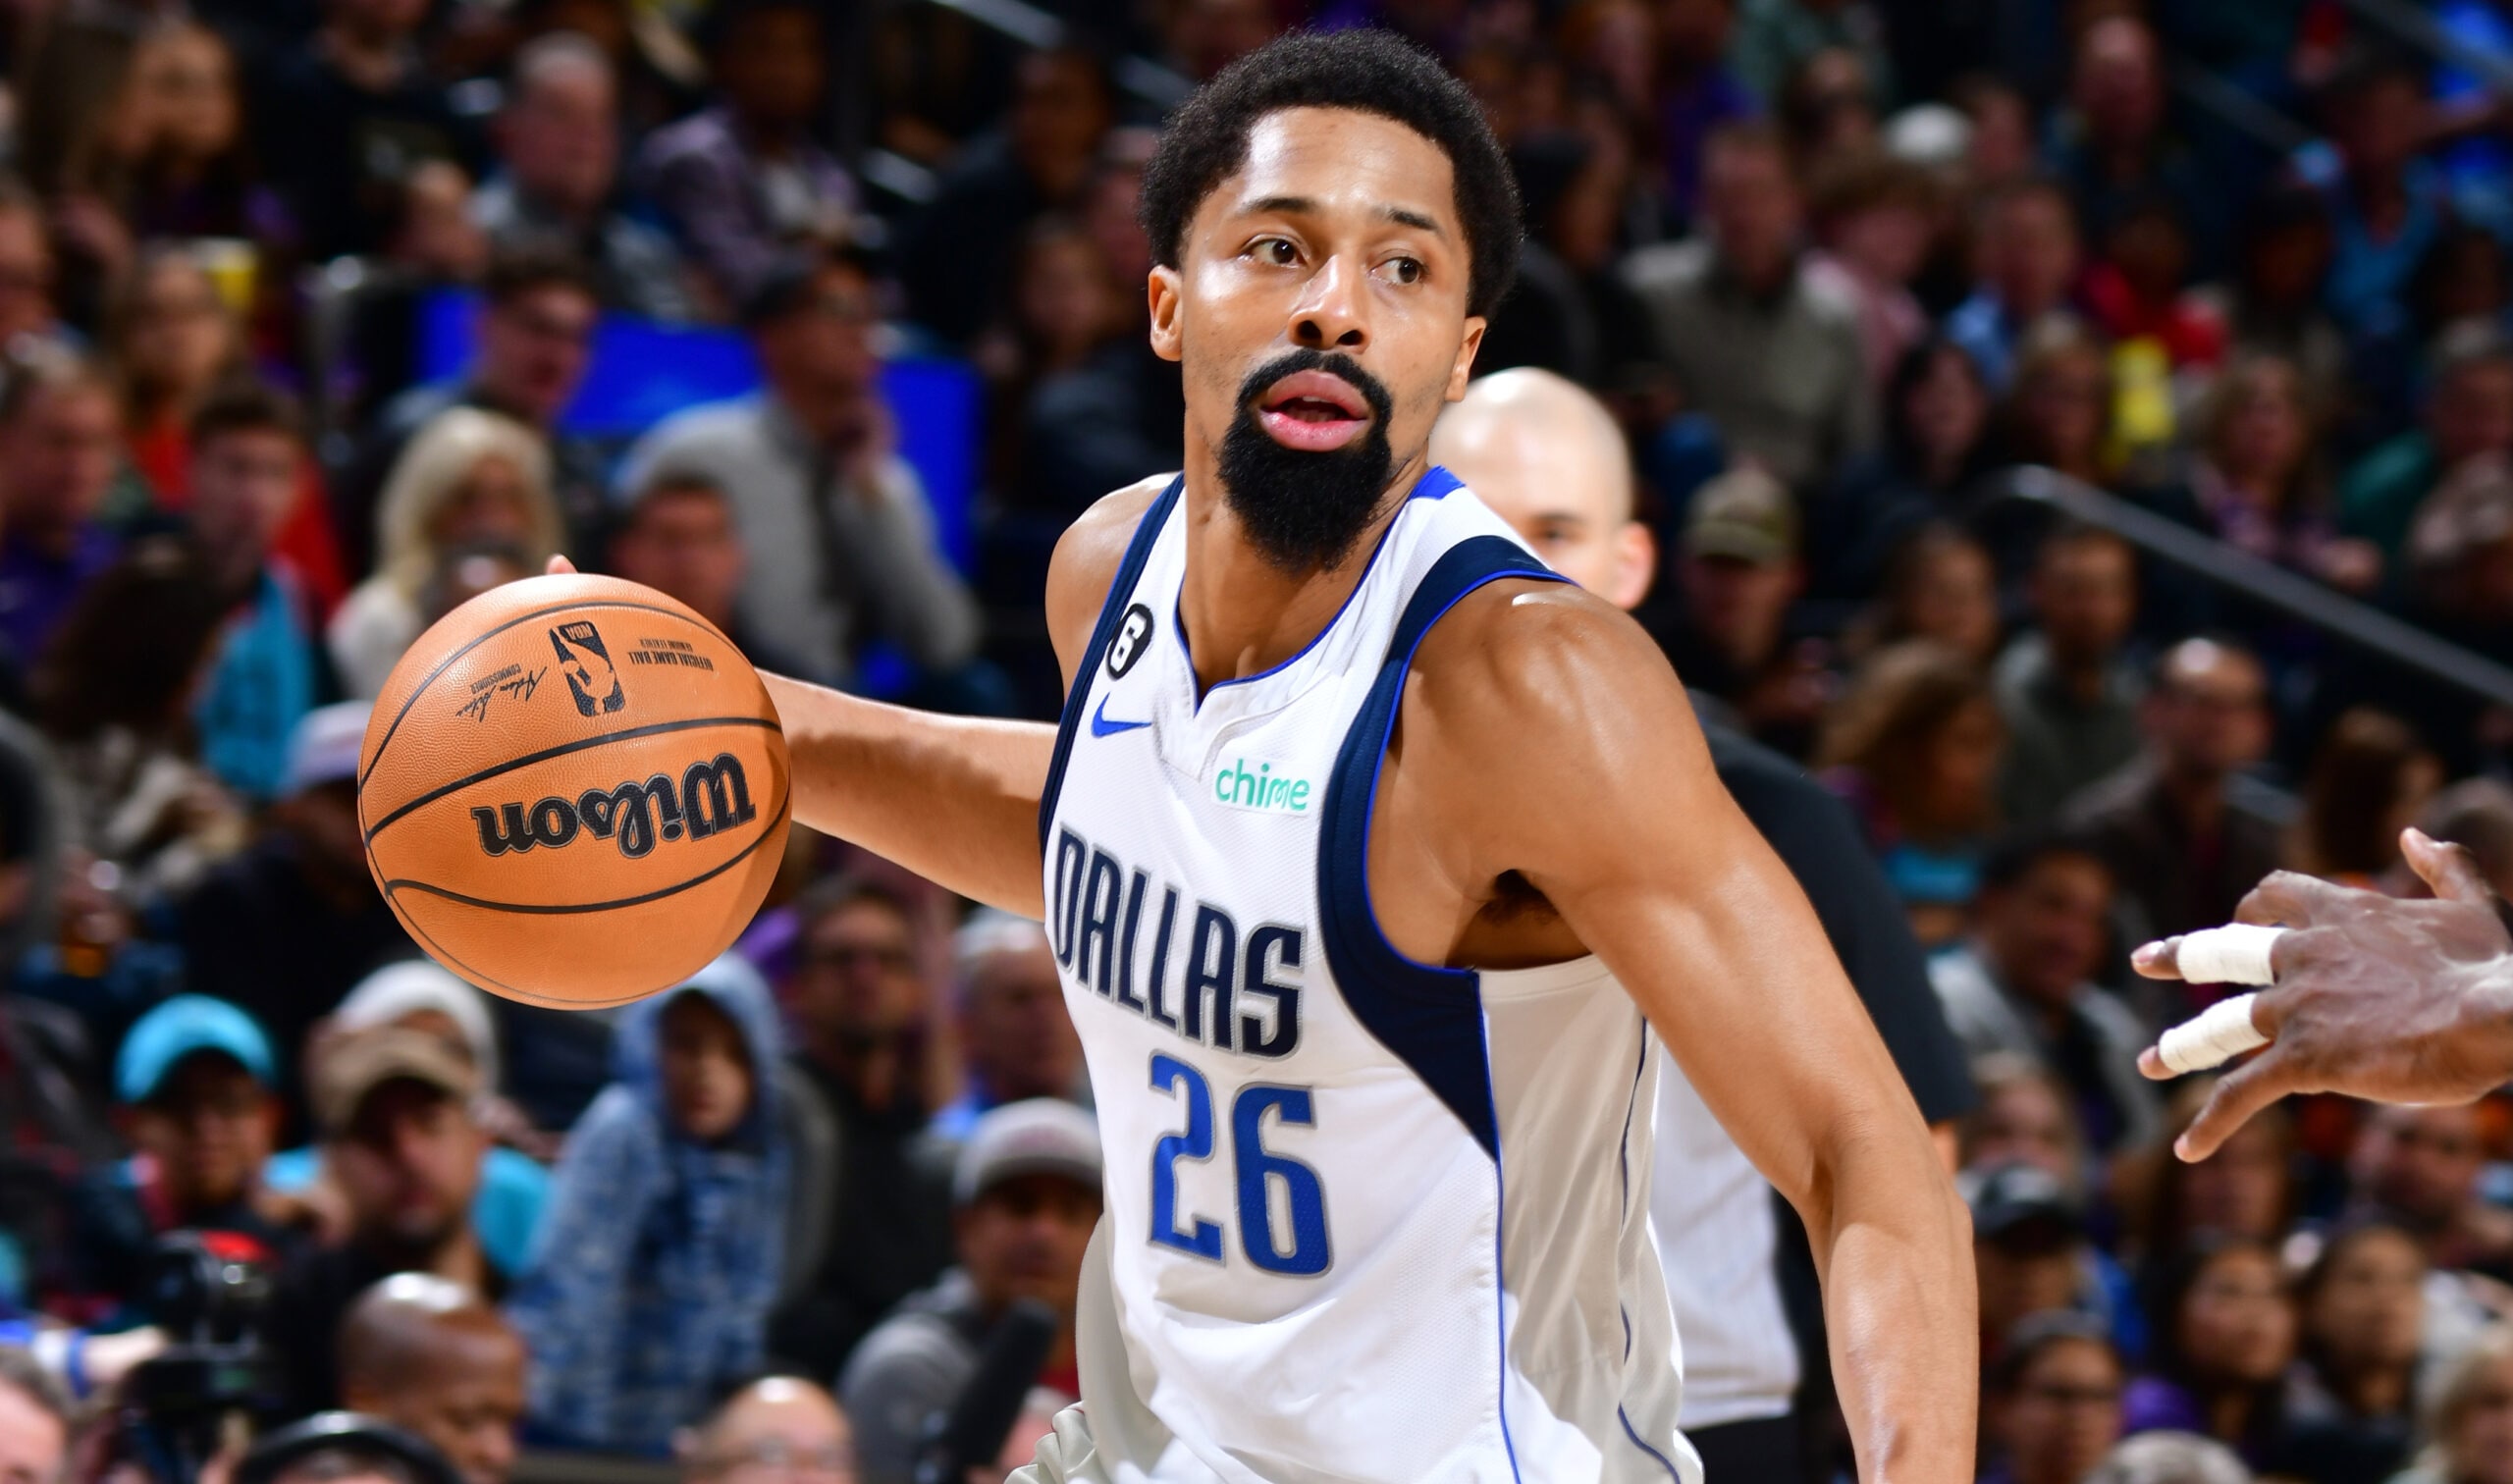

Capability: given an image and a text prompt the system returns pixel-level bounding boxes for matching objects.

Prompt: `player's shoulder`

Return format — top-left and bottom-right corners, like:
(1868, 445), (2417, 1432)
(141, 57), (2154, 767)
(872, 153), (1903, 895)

(1410, 577), (1684, 746)
(1045, 474), (1175, 668)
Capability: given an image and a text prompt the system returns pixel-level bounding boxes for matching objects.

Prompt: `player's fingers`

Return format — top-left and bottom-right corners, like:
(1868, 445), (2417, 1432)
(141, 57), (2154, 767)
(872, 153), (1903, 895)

(2174, 1050), (2300, 1162)
(2131, 935), (2188, 980)
(545, 555), (579, 576)
(2234, 871), (2337, 928)
(2404, 828), (2493, 904)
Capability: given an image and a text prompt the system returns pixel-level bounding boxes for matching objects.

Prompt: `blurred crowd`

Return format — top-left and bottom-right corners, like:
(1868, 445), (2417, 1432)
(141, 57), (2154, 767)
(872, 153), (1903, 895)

(12, 0), (2513, 1481)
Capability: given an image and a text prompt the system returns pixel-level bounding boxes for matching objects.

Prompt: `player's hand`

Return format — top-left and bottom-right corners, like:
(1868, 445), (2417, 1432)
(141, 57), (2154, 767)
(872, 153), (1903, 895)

(546, 555), (579, 576)
(2134, 829), (2513, 1161)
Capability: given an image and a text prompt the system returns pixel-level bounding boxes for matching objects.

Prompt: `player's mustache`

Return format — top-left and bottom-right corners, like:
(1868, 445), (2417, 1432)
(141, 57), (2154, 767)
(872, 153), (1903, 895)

(1235, 349), (1394, 427)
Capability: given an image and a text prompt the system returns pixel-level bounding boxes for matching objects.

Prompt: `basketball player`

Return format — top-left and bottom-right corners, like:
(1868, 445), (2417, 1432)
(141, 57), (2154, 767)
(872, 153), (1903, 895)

(2137, 830), (2513, 1161)
(575, 32), (1971, 1480)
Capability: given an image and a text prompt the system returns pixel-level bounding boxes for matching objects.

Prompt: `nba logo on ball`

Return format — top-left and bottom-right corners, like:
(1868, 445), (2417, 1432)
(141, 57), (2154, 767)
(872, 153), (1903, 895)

(359, 574), (791, 1009)
(552, 620), (626, 716)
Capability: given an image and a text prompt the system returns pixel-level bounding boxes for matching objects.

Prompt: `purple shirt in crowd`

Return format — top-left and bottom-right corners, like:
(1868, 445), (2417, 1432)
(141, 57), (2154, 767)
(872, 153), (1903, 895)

(0, 525), (119, 663)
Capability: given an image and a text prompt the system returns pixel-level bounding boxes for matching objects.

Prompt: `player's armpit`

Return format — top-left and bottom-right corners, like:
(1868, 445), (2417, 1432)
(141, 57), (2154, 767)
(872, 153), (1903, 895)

(1407, 588), (1978, 1484)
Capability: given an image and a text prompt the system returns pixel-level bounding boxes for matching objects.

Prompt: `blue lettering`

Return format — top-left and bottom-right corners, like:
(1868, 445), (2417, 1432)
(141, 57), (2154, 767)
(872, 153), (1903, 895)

(1079, 851), (1123, 993)
(1238, 926), (1303, 1059)
(1183, 905), (1237, 1051)
(1146, 886), (1181, 1030)
(1052, 829), (1087, 968)
(1114, 871), (1150, 1011)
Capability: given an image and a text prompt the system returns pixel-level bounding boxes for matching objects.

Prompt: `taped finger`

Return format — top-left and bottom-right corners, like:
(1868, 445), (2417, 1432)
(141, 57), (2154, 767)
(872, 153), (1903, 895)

(2157, 992), (2272, 1076)
(2173, 924), (2286, 985)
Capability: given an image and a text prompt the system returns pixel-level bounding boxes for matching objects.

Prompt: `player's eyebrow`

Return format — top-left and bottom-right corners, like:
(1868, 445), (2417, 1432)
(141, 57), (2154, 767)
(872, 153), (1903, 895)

(1239, 196), (1448, 237)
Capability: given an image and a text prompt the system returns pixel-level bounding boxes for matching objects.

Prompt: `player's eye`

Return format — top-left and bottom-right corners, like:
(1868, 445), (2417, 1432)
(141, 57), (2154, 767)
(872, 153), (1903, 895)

(1250, 237), (1299, 265)
(1384, 256), (1423, 284)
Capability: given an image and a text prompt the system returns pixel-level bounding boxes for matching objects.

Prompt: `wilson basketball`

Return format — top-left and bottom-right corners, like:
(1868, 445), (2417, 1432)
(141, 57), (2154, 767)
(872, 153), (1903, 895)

(356, 574), (791, 1009)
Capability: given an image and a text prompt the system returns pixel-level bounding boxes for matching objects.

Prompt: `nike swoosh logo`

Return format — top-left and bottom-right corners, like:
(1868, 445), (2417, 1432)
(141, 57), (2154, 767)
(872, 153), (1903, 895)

(1091, 698), (1151, 738)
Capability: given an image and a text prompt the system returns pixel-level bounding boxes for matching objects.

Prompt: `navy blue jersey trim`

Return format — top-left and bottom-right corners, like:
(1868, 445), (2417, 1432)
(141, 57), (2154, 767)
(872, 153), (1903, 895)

(1171, 462), (1466, 709)
(1038, 478), (1181, 854)
(1315, 535), (1565, 1157)
(1619, 1405), (1686, 1481)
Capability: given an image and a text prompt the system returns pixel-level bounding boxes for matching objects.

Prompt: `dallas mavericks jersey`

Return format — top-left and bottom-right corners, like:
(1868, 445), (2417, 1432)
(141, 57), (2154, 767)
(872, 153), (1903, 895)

(1038, 466), (1699, 1483)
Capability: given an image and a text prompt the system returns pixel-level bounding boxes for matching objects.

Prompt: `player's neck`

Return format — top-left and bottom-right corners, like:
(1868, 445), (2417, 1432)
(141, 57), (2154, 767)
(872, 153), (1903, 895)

(1174, 451), (1427, 696)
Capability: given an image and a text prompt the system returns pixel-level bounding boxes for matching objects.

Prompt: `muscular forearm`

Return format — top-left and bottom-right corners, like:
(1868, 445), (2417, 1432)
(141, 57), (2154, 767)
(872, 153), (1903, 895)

(766, 673), (1054, 917)
(1804, 1123), (1978, 1484)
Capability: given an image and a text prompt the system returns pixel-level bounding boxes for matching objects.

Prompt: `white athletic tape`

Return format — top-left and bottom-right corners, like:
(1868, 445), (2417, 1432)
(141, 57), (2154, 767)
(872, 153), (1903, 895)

(2172, 924), (2287, 986)
(2157, 993), (2271, 1075)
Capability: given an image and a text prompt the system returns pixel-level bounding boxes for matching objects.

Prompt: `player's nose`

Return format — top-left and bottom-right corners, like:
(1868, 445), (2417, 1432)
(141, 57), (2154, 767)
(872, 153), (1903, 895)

(1289, 253), (1368, 352)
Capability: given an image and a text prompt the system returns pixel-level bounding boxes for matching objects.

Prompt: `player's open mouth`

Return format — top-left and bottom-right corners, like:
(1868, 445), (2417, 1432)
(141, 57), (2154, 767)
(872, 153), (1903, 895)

(1255, 369), (1372, 452)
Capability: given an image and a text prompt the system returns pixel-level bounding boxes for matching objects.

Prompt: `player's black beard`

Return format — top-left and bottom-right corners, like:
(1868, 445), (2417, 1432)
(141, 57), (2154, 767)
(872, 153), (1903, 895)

(1217, 349), (1398, 574)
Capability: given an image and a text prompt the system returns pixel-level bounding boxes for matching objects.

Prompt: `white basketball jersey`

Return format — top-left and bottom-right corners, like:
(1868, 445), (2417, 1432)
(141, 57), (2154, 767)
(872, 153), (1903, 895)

(1039, 467), (1698, 1483)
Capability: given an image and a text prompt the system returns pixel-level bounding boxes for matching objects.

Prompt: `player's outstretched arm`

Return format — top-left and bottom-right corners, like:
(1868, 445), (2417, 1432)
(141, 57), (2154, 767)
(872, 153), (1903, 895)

(2134, 829), (2513, 1160)
(1408, 584), (1976, 1484)
(553, 480), (1157, 920)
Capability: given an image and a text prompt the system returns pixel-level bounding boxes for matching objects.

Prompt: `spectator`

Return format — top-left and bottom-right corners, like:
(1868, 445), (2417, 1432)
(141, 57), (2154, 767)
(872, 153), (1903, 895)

(110, 247), (346, 615)
(931, 911), (1084, 1142)
(177, 703), (410, 1118)
(1653, 0), (1755, 224)
(2123, 1241), (2295, 1463)
(508, 956), (790, 1455)
(1963, 1055), (2089, 1193)
(183, 383), (331, 803)
(2088, 1432), (2253, 1484)
(256, 0), (472, 260)
(2294, 50), (2452, 344)
(1994, 325), (2115, 490)
(1733, 0), (1895, 117)
(2061, 638), (2285, 953)
(768, 876), (956, 1383)
(604, 469), (809, 678)
(475, 34), (696, 322)
(1996, 526), (2144, 830)
(1802, 154), (1942, 390)
(59, 995), (290, 1316)
(676, 1375), (854, 1484)
(336, 251), (601, 572)
(2122, 1084), (2296, 1263)
(617, 252), (984, 697)
(329, 407), (564, 700)
(900, 48), (1114, 347)
(339, 1274), (528, 1484)
(109, 22), (270, 243)
(1929, 833), (2161, 1156)
(840, 1100), (1101, 1484)
(1950, 179), (2087, 392)
(2400, 1327), (2513, 1484)
(2347, 1105), (2513, 1282)
(1816, 639), (2005, 944)
(2142, 357), (2380, 618)
(1984, 1311), (2129, 1484)
(0, 1348), (69, 1484)
(1655, 466), (1826, 756)
(2048, 18), (2219, 281)
(2291, 710), (2440, 884)
(1970, 1160), (2129, 1352)
(1814, 335), (1998, 607)
(2196, 186), (2346, 416)
(1622, 121), (1876, 493)
(636, 0), (860, 308)
(1853, 521), (2001, 667)
(0, 351), (126, 668)
(2267, 1220), (2427, 1484)
(33, 536), (246, 903)
(2341, 331), (2513, 559)
(263, 1025), (494, 1418)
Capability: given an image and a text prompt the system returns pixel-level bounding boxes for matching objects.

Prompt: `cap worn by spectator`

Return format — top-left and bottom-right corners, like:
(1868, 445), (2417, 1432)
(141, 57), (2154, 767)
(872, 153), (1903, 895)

(284, 701), (375, 799)
(1684, 468), (1799, 566)
(1968, 1160), (2086, 1246)
(316, 1027), (483, 1137)
(953, 1098), (1102, 1206)
(736, 247), (876, 331)
(117, 994), (276, 1104)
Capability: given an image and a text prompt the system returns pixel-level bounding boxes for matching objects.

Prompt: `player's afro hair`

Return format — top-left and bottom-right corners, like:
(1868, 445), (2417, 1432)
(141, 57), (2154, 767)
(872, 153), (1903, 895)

(1139, 29), (1523, 320)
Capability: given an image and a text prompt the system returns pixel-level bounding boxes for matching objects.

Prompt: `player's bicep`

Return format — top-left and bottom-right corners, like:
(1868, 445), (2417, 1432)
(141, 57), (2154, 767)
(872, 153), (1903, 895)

(1046, 476), (1172, 691)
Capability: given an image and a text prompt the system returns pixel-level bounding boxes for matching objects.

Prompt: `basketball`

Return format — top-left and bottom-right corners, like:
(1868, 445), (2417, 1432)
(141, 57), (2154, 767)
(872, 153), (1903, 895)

(355, 573), (791, 1009)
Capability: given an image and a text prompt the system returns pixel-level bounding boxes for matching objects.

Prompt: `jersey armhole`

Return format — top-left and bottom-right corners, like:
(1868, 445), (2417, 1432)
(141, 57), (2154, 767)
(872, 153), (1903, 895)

(1038, 478), (1181, 854)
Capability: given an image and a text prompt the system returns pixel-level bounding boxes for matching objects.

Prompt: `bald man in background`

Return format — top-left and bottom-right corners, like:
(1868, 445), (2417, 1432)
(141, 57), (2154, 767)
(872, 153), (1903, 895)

(678, 1375), (855, 1484)
(338, 1274), (528, 1484)
(1433, 369), (1975, 1482)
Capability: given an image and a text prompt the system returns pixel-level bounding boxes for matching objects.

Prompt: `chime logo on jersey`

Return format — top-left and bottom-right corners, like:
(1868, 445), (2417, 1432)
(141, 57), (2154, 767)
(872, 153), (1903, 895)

(1212, 758), (1310, 816)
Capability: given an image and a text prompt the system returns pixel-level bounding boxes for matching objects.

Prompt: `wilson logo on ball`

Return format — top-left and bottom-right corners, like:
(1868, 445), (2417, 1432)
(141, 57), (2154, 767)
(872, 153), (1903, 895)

(470, 753), (759, 860)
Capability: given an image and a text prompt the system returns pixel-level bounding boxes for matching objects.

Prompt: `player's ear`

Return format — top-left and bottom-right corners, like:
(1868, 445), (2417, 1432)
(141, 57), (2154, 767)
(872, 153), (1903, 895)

(1148, 266), (1184, 363)
(1446, 318), (1486, 400)
(1608, 521), (1656, 611)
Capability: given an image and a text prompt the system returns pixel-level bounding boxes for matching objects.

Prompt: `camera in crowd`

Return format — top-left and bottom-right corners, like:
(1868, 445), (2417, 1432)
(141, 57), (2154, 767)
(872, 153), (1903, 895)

(104, 1232), (285, 1484)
